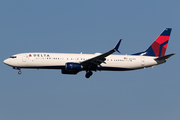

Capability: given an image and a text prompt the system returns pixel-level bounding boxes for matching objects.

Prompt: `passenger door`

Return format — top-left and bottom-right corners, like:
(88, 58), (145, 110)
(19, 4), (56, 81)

(22, 54), (27, 62)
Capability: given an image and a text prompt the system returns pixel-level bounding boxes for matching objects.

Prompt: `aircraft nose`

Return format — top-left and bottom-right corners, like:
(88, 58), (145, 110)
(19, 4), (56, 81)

(3, 59), (10, 65)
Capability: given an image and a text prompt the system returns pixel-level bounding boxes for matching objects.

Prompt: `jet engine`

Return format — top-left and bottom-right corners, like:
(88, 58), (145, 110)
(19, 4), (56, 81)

(65, 62), (83, 70)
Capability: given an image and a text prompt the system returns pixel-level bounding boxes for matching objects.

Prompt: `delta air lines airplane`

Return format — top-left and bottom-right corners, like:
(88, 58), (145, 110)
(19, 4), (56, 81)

(3, 28), (175, 78)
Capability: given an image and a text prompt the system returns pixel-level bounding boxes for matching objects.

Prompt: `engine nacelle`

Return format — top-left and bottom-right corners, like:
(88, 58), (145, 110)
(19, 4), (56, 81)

(65, 62), (83, 71)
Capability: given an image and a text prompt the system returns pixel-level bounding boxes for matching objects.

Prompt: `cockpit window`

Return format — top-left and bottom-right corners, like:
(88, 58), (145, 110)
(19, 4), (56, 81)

(10, 56), (17, 58)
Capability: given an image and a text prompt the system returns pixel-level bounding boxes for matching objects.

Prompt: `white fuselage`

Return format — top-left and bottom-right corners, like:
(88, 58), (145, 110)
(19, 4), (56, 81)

(3, 28), (173, 78)
(4, 52), (162, 71)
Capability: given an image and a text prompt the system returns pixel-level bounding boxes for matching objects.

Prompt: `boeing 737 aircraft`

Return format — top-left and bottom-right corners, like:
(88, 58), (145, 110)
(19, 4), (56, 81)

(4, 28), (175, 78)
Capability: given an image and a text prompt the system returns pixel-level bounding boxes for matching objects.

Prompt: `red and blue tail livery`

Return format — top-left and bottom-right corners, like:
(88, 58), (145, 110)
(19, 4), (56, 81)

(133, 28), (172, 57)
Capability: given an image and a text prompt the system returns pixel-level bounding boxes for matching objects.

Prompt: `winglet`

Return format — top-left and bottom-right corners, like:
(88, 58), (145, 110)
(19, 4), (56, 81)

(114, 39), (122, 53)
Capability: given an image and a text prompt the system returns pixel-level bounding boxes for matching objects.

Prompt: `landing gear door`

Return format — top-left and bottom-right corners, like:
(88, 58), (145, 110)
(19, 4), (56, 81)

(22, 54), (27, 62)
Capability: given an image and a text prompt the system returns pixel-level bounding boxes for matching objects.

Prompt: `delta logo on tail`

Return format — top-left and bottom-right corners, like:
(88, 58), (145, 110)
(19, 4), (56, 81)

(133, 28), (171, 57)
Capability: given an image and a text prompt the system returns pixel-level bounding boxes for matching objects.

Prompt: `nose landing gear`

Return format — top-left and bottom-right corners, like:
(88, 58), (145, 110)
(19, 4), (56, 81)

(85, 71), (93, 78)
(18, 70), (22, 75)
(13, 67), (21, 75)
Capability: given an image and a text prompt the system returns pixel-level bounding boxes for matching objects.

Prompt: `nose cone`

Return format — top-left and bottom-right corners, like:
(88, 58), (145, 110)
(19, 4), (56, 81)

(3, 59), (10, 65)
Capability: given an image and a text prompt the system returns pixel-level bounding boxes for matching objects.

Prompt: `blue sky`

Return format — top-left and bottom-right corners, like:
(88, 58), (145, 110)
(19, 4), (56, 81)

(0, 0), (179, 120)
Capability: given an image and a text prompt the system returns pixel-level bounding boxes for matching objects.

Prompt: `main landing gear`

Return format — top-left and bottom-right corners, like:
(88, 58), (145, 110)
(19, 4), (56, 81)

(85, 70), (93, 78)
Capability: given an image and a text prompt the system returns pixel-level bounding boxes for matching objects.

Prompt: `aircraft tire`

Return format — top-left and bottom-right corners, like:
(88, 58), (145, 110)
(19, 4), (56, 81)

(18, 71), (21, 75)
(85, 71), (93, 78)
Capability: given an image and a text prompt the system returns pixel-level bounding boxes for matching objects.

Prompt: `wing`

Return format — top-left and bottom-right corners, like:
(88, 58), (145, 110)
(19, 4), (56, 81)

(80, 39), (122, 69)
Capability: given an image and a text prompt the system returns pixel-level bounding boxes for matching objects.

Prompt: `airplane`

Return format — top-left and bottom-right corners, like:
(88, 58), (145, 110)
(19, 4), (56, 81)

(3, 28), (175, 78)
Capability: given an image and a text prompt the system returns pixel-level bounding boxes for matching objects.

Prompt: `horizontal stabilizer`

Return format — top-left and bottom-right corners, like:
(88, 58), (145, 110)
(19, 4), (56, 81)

(154, 53), (175, 61)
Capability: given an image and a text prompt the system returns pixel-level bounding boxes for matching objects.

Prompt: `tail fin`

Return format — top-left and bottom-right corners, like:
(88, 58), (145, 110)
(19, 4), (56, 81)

(133, 28), (172, 57)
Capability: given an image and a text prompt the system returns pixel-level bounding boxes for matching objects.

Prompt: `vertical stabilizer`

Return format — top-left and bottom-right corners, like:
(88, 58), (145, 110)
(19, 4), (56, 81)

(133, 28), (172, 57)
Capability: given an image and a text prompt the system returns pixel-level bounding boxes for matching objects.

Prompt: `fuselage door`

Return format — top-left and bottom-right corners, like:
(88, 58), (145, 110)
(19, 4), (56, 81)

(141, 57), (145, 66)
(22, 54), (27, 62)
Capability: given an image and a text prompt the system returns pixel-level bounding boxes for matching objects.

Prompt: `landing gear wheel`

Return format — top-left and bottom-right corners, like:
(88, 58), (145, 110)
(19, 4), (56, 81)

(85, 71), (93, 78)
(85, 74), (90, 78)
(18, 71), (21, 75)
